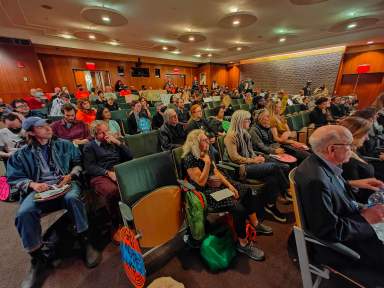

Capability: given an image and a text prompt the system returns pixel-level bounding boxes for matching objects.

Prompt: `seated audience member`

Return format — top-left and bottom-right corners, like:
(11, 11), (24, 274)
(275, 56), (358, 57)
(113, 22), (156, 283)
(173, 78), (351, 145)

(139, 97), (152, 119)
(104, 97), (118, 111)
(340, 117), (383, 203)
(175, 98), (189, 123)
(76, 99), (96, 124)
(353, 107), (384, 160)
(269, 101), (310, 162)
(183, 129), (266, 260)
(207, 105), (226, 136)
(104, 85), (117, 101)
(249, 110), (286, 156)
(299, 97), (310, 111)
(224, 110), (289, 223)
(330, 97), (347, 119)
(310, 97), (329, 127)
(51, 87), (61, 100)
(7, 117), (101, 288)
(51, 103), (90, 145)
(186, 104), (215, 135)
(88, 88), (97, 103)
(75, 85), (90, 100)
(114, 80), (124, 92)
(127, 100), (151, 135)
(11, 99), (43, 118)
(252, 96), (266, 110)
(95, 107), (121, 137)
(49, 91), (71, 116)
(294, 125), (384, 287)
(94, 91), (107, 107)
(152, 103), (166, 129)
(159, 108), (186, 151)
(0, 113), (25, 160)
(24, 89), (45, 110)
(83, 122), (133, 234)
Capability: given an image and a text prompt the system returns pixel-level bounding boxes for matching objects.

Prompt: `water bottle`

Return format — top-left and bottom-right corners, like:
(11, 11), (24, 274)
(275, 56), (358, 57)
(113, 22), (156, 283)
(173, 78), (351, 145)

(367, 191), (384, 206)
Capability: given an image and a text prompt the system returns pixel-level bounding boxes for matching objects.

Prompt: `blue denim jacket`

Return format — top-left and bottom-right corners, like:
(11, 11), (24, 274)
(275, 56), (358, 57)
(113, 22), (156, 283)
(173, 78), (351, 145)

(6, 138), (82, 198)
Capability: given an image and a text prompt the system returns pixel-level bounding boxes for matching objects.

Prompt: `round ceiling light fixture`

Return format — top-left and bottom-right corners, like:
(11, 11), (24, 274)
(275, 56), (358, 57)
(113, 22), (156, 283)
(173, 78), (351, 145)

(73, 31), (109, 42)
(81, 7), (128, 26)
(178, 33), (207, 43)
(228, 46), (250, 52)
(329, 17), (379, 33)
(218, 12), (257, 29)
(154, 45), (177, 52)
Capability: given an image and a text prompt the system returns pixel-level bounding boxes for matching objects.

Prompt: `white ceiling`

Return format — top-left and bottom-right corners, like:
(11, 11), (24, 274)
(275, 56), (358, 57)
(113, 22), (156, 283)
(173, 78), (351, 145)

(0, 0), (383, 63)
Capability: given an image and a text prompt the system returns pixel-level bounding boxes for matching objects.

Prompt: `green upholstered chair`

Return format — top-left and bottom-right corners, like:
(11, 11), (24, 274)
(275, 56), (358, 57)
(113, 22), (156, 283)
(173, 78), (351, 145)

(123, 130), (161, 158)
(240, 103), (250, 111)
(115, 151), (183, 249)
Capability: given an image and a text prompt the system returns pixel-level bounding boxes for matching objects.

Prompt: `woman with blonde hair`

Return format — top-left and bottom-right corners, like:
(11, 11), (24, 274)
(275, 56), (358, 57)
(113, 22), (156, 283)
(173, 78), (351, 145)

(224, 110), (289, 223)
(340, 116), (383, 202)
(182, 129), (265, 261)
(269, 100), (310, 162)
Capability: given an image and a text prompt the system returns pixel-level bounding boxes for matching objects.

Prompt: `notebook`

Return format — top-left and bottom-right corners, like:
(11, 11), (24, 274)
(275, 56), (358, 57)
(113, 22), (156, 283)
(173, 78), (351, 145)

(210, 188), (234, 202)
(34, 184), (71, 202)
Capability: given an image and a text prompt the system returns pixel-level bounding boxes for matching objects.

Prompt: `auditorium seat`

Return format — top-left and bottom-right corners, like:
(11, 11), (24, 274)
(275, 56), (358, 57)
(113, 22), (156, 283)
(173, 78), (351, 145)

(123, 130), (161, 158)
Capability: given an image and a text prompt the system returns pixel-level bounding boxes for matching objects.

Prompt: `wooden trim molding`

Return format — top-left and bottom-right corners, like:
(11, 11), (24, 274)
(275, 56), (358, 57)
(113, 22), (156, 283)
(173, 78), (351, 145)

(34, 44), (200, 68)
(240, 46), (345, 64)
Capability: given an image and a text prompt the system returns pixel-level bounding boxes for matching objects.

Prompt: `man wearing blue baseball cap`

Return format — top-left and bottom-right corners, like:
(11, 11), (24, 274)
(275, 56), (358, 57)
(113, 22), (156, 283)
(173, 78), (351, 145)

(7, 117), (101, 288)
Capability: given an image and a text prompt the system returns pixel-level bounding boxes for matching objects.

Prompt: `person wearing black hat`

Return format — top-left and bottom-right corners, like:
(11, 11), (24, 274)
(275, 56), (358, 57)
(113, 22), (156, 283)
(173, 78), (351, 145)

(310, 97), (330, 128)
(7, 117), (101, 288)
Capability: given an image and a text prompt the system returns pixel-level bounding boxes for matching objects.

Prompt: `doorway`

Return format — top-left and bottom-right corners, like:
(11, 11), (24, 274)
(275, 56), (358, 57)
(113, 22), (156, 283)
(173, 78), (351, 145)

(73, 69), (111, 91)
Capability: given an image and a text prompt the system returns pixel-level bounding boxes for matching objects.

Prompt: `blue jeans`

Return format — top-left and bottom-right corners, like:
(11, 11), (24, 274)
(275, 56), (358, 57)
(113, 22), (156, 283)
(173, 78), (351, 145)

(15, 182), (88, 252)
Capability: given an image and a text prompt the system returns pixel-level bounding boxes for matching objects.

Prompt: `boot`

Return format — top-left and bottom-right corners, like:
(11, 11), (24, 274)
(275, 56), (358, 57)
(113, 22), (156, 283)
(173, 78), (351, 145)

(79, 231), (102, 269)
(21, 248), (50, 288)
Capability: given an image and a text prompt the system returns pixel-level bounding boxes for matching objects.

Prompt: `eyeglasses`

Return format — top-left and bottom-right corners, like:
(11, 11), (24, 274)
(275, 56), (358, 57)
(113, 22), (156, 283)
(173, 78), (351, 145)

(331, 143), (355, 149)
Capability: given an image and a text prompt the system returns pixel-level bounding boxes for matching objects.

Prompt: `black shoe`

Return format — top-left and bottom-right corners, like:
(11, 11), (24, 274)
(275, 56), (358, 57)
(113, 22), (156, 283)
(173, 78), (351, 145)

(255, 223), (273, 235)
(84, 243), (102, 268)
(265, 205), (287, 223)
(21, 255), (50, 288)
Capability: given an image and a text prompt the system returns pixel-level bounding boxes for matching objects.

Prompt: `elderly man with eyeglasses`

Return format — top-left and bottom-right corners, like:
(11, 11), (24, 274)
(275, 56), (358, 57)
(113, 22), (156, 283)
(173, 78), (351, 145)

(295, 125), (384, 287)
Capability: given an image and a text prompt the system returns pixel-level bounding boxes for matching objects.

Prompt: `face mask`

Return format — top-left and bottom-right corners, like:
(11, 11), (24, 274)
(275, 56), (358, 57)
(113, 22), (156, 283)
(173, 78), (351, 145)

(9, 127), (22, 134)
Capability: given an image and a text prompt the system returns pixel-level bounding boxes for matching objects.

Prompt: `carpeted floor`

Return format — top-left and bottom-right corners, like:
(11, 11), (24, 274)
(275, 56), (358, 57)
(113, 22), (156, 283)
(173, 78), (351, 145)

(0, 201), (351, 288)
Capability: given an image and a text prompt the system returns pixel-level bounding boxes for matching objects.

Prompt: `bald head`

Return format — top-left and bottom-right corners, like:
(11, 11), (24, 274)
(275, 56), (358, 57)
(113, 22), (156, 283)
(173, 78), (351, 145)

(309, 125), (352, 156)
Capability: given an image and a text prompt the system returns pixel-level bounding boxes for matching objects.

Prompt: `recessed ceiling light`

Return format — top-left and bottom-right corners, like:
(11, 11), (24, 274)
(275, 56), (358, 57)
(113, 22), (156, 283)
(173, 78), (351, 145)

(110, 40), (119, 46)
(229, 61), (234, 63)
(102, 16), (111, 23)
(162, 46), (168, 50)
(188, 35), (195, 41)
(61, 34), (72, 39)
(89, 34), (96, 40)
(172, 50), (181, 54)
(195, 54), (201, 57)
(230, 7), (238, 13)
(236, 47), (242, 51)
(233, 20), (240, 25)
(367, 41), (374, 44)
(279, 37), (286, 42)
(207, 53), (212, 57)
(186, 27), (192, 32)
(347, 22), (357, 29)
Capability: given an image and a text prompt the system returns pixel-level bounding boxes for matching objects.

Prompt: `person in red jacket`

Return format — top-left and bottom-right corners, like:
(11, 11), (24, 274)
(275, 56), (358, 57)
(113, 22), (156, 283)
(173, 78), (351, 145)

(75, 85), (90, 100)
(23, 88), (45, 110)
(76, 99), (96, 124)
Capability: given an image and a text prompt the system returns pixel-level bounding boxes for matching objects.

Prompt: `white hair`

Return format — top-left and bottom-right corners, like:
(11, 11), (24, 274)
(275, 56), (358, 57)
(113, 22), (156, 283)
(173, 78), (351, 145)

(309, 125), (352, 155)
(163, 108), (176, 123)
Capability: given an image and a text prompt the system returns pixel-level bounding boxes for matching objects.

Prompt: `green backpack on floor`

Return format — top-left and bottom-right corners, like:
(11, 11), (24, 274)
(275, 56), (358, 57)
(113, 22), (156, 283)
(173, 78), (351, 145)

(185, 189), (207, 241)
(200, 230), (236, 271)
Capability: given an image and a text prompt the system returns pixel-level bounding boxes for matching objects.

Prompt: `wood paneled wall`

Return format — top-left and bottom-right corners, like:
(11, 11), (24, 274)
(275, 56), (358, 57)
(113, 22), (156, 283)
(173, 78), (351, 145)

(38, 53), (198, 92)
(192, 63), (238, 89)
(0, 43), (49, 103)
(334, 45), (384, 109)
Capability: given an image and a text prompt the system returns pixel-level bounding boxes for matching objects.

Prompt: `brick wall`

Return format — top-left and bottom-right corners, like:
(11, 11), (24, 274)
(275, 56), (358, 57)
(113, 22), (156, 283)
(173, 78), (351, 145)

(240, 51), (343, 94)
